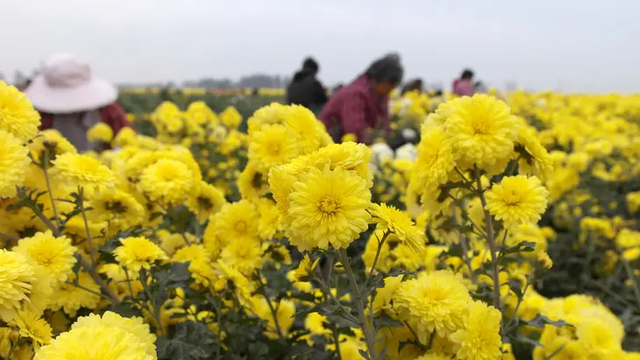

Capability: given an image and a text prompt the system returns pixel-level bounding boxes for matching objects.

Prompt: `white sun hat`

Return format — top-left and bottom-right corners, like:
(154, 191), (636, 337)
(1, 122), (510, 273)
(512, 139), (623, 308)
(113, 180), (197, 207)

(25, 53), (118, 114)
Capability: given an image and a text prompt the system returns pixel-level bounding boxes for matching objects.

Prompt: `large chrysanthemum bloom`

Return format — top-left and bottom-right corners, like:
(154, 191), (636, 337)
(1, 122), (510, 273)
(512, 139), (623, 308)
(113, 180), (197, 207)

(411, 124), (456, 191)
(450, 300), (502, 360)
(248, 124), (301, 173)
(14, 231), (76, 285)
(10, 309), (52, 351)
(207, 200), (260, 245)
(186, 181), (227, 223)
(138, 158), (194, 206)
(485, 175), (549, 230)
(368, 203), (425, 251)
(51, 153), (117, 191)
(444, 94), (516, 170)
(393, 270), (471, 340)
(72, 311), (157, 357)
(220, 239), (264, 276)
(28, 129), (77, 165)
(514, 122), (554, 181)
(33, 325), (154, 360)
(0, 129), (30, 198)
(114, 237), (167, 273)
(0, 81), (41, 142)
(287, 166), (371, 251)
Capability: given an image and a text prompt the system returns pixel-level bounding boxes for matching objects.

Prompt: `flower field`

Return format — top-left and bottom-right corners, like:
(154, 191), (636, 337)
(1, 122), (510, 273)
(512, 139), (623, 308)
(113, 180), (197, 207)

(1, 80), (640, 360)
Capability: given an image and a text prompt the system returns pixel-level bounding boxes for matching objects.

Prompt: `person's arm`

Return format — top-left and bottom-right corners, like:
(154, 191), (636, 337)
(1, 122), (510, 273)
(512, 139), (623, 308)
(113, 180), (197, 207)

(341, 92), (372, 143)
(99, 102), (131, 134)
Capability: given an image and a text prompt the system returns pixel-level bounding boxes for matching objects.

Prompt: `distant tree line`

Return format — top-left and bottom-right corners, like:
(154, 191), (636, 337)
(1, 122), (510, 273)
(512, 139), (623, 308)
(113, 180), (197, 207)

(118, 74), (292, 89)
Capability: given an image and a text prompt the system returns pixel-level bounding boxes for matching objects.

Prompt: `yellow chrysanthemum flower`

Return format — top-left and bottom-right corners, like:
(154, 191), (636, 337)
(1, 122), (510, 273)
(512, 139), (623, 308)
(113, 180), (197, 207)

(219, 239), (264, 276)
(0, 250), (38, 321)
(256, 198), (282, 240)
(414, 352), (452, 360)
(72, 311), (157, 357)
(214, 260), (254, 306)
(287, 166), (371, 251)
(0, 81), (41, 142)
(248, 124), (301, 173)
(450, 300), (502, 360)
(311, 142), (373, 187)
(220, 106), (242, 129)
(186, 100), (218, 125)
(172, 245), (216, 287)
(10, 309), (52, 350)
(304, 312), (330, 336)
(0, 129), (30, 198)
(250, 297), (296, 339)
(186, 181), (227, 223)
(114, 237), (168, 273)
(247, 102), (287, 133)
(14, 231), (76, 285)
(410, 124), (456, 191)
(34, 325), (154, 360)
(138, 158), (194, 206)
(50, 272), (100, 317)
(87, 122), (114, 143)
(485, 175), (549, 230)
(51, 153), (117, 191)
(283, 105), (322, 152)
(207, 200), (260, 245)
(393, 270), (471, 339)
(369, 203), (425, 251)
(112, 127), (137, 148)
(514, 123), (554, 180)
(28, 129), (77, 164)
(89, 188), (145, 227)
(444, 94), (516, 170)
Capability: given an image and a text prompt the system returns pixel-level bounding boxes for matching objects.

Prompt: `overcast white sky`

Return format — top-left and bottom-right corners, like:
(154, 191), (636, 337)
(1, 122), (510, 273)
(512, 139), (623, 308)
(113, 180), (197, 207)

(2, 0), (639, 92)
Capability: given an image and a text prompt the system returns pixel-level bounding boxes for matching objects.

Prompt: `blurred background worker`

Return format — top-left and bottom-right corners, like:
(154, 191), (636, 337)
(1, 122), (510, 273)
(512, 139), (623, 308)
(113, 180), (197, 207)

(285, 57), (328, 115)
(452, 68), (476, 96)
(25, 53), (131, 151)
(320, 53), (403, 144)
(401, 78), (424, 95)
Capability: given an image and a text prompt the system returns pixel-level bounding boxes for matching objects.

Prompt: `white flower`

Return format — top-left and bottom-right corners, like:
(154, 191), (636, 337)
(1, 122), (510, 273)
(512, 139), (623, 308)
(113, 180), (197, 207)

(371, 143), (394, 164)
(395, 143), (417, 161)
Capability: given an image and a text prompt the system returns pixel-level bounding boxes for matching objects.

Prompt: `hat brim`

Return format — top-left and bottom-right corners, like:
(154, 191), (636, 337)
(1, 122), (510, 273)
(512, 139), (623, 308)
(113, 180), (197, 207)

(25, 75), (118, 114)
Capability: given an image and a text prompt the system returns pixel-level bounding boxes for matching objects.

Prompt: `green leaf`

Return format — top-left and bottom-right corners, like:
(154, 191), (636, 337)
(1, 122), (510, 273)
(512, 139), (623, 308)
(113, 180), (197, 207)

(523, 314), (570, 329)
(157, 321), (216, 360)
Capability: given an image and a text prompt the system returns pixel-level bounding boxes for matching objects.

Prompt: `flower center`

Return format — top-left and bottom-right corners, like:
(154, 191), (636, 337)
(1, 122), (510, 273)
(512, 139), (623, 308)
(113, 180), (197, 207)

(472, 119), (491, 135)
(503, 190), (522, 205)
(319, 196), (340, 214)
(235, 221), (247, 233)
(268, 143), (281, 155)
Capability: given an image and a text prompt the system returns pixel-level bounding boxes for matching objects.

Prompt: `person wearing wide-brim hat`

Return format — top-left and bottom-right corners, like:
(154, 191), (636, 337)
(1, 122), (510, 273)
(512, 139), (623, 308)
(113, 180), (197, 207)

(25, 53), (131, 151)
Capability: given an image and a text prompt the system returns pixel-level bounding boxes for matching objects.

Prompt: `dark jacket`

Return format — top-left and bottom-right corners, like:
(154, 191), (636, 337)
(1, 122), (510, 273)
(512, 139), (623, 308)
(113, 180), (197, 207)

(286, 70), (328, 112)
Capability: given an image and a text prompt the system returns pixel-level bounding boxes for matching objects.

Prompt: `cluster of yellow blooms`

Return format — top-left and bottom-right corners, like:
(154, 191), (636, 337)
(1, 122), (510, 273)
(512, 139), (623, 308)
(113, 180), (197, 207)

(1, 77), (640, 360)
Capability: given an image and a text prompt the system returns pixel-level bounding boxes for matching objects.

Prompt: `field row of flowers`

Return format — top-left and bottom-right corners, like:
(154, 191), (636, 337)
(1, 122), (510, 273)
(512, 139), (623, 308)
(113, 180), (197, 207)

(0, 80), (639, 360)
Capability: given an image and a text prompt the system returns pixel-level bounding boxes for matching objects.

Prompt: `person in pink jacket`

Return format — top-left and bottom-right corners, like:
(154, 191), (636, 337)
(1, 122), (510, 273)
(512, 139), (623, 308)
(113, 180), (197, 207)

(452, 69), (476, 96)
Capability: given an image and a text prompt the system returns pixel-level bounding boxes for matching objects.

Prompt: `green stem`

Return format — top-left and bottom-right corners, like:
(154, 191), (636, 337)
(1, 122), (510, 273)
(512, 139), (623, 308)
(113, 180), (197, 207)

(6, 336), (20, 359)
(124, 267), (136, 298)
(474, 166), (502, 311)
(78, 187), (97, 266)
(367, 231), (390, 276)
(337, 249), (376, 360)
(42, 151), (61, 229)
(140, 270), (164, 336)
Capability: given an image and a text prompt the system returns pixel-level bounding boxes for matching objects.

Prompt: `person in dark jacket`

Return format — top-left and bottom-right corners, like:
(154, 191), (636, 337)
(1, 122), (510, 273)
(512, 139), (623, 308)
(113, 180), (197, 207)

(285, 57), (328, 114)
(401, 78), (423, 95)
